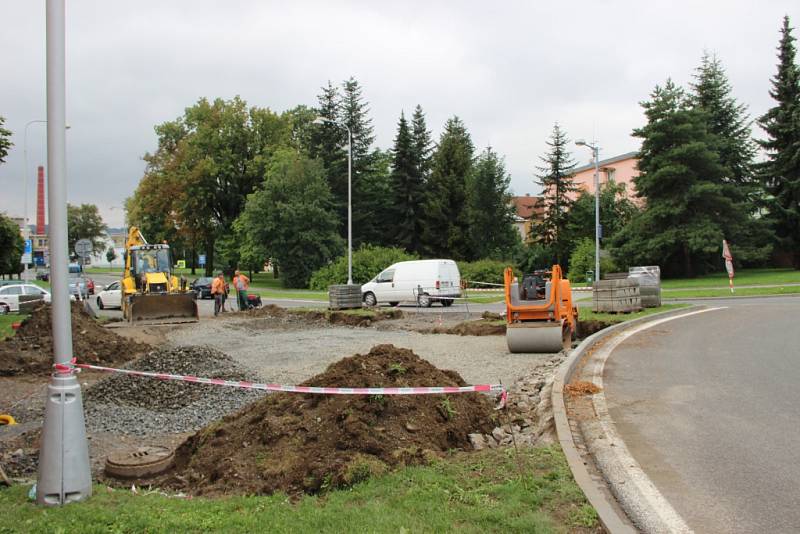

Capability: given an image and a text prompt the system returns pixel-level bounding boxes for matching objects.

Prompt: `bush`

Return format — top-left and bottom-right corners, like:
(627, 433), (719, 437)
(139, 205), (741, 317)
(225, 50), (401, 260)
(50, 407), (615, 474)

(567, 238), (618, 283)
(458, 259), (509, 286)
(309, 245), (418, 290)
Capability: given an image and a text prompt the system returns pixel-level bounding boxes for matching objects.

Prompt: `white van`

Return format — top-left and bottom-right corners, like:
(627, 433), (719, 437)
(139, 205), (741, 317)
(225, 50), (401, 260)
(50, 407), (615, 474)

(361, 259), (461, 307)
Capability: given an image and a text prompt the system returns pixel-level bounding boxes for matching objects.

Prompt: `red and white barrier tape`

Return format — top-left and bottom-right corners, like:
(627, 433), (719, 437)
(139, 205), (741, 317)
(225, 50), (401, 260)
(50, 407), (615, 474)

(54, 359), (506, 400)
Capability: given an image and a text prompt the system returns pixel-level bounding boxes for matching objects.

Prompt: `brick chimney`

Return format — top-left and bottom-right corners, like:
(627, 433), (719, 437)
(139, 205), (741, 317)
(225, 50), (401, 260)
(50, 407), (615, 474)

(36, 166), (46, 235)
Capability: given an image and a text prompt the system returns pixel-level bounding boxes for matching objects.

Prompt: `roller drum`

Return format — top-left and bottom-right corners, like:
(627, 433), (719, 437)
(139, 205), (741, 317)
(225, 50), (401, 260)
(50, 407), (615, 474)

(506, 321), (570, 353)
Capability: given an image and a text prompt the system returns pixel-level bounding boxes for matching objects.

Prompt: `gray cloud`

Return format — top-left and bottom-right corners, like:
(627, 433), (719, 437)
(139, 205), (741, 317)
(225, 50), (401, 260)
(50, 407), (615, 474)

(1, 1), (797, 228)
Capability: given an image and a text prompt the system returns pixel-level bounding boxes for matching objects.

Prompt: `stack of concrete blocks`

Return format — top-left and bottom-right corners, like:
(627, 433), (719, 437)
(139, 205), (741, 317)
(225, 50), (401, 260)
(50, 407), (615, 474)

(328, 284), (362, 310)
(628, 265), (661, 308)
(593, 273), (642, 313)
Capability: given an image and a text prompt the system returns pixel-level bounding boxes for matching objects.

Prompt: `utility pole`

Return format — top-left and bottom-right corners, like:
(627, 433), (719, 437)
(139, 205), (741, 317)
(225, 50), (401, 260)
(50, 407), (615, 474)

(37, 0), (92, 506)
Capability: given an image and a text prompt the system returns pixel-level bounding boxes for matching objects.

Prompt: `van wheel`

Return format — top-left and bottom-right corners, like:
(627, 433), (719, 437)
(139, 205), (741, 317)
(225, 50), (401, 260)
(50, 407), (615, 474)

(442, 299), (453, 307)
(363, 292), (377, 307)
(417, 293), (432, 308)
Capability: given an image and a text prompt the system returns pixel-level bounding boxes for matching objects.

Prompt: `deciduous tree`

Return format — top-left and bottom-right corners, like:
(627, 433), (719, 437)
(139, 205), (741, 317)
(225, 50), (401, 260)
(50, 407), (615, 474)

(67, 203), (107, 255)
(0, 117), (12, 164)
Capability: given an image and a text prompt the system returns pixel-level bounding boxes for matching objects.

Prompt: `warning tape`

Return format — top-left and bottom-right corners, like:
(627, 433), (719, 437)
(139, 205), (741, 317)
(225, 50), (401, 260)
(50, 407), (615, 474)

(54, 359), (505, 398)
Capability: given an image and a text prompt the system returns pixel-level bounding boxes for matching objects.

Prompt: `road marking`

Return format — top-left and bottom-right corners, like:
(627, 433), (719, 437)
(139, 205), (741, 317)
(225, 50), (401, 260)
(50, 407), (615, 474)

(590, 307), (726, 533)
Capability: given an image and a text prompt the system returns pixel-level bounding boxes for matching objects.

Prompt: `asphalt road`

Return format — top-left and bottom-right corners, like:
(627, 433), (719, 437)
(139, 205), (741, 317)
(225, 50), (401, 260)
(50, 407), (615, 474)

(603, 296), (800, 533)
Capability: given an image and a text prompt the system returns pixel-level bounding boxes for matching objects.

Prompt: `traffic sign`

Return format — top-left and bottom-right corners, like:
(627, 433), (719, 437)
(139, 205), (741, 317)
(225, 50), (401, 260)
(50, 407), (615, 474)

(74, 238), (93, 258)
(199, 254), (206, 266)
(21, 239), (32, 264)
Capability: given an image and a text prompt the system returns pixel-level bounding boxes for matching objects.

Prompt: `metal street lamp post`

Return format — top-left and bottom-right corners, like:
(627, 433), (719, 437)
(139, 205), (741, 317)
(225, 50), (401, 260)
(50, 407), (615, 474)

(312, 117), (353, 285)
(575, 140), (601, 283)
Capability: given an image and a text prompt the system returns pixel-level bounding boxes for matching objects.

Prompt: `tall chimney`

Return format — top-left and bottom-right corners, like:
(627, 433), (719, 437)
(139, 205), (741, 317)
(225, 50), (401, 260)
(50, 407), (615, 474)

(36, 166), (46, 235)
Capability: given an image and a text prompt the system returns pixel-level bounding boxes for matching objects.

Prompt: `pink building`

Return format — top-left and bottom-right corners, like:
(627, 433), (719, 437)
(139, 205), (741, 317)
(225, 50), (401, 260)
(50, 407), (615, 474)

(570, 151), (640, 201)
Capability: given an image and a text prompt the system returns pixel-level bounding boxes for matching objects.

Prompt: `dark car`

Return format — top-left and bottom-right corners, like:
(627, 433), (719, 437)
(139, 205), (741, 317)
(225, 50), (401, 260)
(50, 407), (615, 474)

(190, 277), (214, 299)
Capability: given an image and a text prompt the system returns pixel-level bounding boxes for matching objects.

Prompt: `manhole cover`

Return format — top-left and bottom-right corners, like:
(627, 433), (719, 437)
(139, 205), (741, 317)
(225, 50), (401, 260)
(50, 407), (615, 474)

(105, 446), (175, 479)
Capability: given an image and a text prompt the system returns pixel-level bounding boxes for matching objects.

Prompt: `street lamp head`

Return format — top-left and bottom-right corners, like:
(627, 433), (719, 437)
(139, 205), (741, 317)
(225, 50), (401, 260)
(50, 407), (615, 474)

(312, 117), (330, 125)
(575, 139), (587, 147)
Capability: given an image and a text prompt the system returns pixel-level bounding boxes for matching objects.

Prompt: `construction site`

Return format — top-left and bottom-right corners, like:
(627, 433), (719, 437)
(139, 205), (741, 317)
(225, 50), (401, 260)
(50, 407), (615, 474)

(0, 288), (604, 500)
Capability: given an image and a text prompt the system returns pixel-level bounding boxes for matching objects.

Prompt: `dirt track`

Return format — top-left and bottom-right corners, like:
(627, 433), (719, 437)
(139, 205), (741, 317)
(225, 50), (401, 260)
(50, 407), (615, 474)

(166, 314), (551, 387)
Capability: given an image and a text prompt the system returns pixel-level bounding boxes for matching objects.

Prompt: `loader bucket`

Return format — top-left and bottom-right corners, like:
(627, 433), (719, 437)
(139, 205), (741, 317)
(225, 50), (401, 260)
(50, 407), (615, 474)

(126, 293), (199, 324)
(506, 320), (571, 353)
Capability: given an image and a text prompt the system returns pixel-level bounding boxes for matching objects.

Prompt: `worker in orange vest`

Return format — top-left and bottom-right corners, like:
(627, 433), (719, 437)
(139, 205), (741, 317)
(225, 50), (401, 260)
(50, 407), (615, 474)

(233, 270), (250, 311)
(211, 272), (226, 316)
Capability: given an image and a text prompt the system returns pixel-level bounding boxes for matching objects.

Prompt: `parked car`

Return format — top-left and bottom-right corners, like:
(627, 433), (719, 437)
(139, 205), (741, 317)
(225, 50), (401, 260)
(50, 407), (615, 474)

(36, 269), (50, 282)
(86, 277), (95, 295)
(96, 281), (122, 309)
(360, 259), (461, 308)
(0, 283), (51, 313)
(190, 277), (214, 299)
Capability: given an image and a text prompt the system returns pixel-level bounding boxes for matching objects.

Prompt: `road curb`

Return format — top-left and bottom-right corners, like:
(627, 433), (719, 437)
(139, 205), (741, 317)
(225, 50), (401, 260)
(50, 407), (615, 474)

(665, 292), (800, 301)
(552, 306), (701, 534)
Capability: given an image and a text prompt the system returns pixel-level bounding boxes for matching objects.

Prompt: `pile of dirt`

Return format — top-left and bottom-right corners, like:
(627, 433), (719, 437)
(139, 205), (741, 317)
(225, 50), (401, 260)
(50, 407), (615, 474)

(85, 346), (264, 435)
(565, 381), (602, 396)
(245, 304), (402, 327)
(0, 302), (151, 376)
(165, 344), (497, 497)
(430, 319), (506, 336)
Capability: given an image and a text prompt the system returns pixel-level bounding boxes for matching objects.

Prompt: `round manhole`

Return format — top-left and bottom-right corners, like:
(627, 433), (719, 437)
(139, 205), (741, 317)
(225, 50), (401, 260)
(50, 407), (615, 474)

(105, 446), (175, 479)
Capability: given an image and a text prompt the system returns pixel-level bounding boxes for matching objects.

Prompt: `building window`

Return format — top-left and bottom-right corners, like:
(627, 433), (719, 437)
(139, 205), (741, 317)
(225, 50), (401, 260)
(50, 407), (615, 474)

(606, 168), (616, 183)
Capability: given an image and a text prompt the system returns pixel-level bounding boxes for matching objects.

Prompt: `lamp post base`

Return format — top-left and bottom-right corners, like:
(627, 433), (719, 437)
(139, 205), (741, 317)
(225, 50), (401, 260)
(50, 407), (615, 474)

(36, 373), (92, 506)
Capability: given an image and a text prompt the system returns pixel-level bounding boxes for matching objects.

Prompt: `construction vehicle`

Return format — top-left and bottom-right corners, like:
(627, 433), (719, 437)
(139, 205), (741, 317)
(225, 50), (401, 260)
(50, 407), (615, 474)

(503, 265), (577, 353)
(121, 227), (198, 324)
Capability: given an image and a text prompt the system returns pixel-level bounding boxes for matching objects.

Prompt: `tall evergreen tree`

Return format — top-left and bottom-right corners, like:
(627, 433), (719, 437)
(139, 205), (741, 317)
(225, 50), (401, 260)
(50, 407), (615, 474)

(533, 123), (578, 266)
(612, 80), (768, 277)
(389, 111), (425, 252)
(757, 16), (800, 268)
(691, 51), (757, 188)
(465, 147), (519, 259)
(421, 116), (474, 259)
(339, 77), (391, 247)
(411, 105), (433, 183)
(309, 81), (347, 230)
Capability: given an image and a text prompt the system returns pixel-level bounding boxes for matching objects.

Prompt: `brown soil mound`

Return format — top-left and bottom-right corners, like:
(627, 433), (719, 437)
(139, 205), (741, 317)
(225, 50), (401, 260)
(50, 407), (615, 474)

(565, 381), (602, 396)
(0, 302), (151, 376)
(431, 319), (506, 336)
(166, 344), (497, 497)
(245, 304), (402, 327)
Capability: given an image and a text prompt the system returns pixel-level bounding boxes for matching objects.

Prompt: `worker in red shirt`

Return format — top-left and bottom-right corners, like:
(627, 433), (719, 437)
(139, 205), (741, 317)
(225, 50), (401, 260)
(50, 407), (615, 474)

(233, 270), (250, 311)
(211, 272), (226, 316)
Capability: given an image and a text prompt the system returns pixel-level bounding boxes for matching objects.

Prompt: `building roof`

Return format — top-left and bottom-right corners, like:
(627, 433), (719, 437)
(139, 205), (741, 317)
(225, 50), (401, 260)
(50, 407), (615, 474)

(511, 195), (544, 219)
(572, 151), (639, 174)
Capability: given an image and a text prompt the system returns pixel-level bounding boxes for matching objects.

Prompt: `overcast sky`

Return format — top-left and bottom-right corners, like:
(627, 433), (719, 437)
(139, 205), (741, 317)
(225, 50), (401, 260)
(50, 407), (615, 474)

(1, 1), (798, 228)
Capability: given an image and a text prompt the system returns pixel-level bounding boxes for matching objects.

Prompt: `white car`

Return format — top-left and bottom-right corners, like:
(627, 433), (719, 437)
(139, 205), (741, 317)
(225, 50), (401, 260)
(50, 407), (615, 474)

(96, 281), (122, 309)
(0, 283), (51, 313)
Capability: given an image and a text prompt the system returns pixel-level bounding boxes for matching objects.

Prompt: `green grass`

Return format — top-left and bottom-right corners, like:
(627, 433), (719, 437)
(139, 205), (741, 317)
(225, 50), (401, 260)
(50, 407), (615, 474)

(0, 314), (27, 340)
(660, 268), (800, 289)
(579, 303), (689, 324)
(0, 446), (596, 533)
(663, 285), (800, 299)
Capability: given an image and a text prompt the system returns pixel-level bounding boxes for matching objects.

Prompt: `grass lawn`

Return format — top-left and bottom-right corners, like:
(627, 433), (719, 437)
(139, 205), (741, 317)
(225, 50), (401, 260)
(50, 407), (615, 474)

(0, 313), (27, 340)
(663, 285), (800, 299)
(0, 446), (597, 533)
(660, 268), (800, 289)
(579, 303), (689, 324)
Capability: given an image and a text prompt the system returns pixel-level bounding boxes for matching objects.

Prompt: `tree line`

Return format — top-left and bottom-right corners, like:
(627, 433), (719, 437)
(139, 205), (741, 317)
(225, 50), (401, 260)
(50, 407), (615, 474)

(533, 16), (800, 277)
(127, 78), (519, 286)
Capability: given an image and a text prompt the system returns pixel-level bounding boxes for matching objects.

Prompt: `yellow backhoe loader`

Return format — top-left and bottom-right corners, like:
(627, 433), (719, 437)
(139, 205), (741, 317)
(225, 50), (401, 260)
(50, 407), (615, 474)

(121, 227), (198, 324)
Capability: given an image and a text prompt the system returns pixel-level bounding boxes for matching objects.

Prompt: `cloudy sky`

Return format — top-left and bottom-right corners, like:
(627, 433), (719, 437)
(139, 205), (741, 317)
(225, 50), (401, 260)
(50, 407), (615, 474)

(1, 1), (798, 228)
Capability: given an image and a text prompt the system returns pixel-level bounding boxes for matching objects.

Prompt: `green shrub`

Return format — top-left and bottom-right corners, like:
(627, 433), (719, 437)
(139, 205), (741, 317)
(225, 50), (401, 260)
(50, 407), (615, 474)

(458, 259), (509, 286)
(309, 245), (418, 290)
(567, 238), (618, 283)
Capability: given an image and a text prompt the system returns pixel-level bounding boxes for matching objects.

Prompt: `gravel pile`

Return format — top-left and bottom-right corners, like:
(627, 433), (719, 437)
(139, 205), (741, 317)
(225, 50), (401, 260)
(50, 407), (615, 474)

(84, 346), (264, 435)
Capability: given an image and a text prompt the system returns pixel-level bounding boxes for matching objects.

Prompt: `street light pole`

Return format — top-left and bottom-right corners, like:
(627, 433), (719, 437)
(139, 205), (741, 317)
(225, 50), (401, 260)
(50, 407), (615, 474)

(312, 117), (353, 285)
(576, 140), (601, 283)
